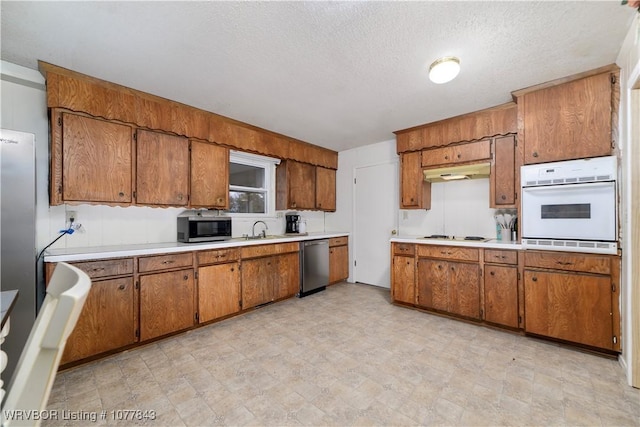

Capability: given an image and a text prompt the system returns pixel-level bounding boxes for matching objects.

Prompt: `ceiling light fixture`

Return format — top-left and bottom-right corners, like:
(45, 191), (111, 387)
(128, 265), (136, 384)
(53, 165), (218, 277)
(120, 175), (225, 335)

(428, 56), (461, 84)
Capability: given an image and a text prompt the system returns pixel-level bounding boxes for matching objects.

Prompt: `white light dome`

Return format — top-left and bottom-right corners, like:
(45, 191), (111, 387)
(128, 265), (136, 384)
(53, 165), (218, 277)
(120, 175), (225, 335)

(429, 56), (461, 84)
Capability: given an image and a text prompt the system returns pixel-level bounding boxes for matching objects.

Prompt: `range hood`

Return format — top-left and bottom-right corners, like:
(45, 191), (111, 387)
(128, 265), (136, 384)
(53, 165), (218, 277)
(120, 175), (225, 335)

(423, 162), (491, 182)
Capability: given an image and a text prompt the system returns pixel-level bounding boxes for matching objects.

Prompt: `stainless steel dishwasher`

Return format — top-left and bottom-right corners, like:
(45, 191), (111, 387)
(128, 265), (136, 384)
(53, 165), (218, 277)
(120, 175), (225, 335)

(299, 239), (329, 297)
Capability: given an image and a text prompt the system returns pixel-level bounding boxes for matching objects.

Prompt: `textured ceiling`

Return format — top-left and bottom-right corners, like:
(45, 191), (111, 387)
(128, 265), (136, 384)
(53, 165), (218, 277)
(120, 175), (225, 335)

(1, 1), (635, 152)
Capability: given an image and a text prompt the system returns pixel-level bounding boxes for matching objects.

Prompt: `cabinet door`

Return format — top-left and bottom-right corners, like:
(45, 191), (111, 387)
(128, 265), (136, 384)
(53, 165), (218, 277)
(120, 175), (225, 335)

(198, 262), (240, 323)
(392, 255), (415, 304)
(315, 167), (336, 211)
(329, 245), (349, 284)
(448, 262), (481, 319)
(416, 259), (448, 311)
(61, 277), (136, 364)
(484, 265), (519, 328)
(421, 139), (491, 167)
(288, 161), (316, 210)
(491, 135), (516, 207)
(273, 252), (300, 300)
(241, 257), (274, 309)
(136, 129), (189, 206)
(190, 140), (229, 209)
(522, 72), (613, 164)
(524, 270), (613, 349)
(140, 269), (195, 341)
(62, 113), (133, 203)
(400, 151), (430, 209)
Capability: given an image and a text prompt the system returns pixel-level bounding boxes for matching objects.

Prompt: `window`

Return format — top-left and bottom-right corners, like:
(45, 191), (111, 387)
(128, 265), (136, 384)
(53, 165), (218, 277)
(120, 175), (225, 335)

(228, 151), (279, 215)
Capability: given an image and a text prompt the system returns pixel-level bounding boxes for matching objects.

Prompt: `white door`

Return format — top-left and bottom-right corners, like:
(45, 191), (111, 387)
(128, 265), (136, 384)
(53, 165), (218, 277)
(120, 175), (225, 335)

(354, 161), (398, 288)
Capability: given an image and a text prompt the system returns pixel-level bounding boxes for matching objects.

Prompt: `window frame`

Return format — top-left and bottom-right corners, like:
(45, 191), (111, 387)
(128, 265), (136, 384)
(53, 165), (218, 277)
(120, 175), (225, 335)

(228, 150), (280, 217)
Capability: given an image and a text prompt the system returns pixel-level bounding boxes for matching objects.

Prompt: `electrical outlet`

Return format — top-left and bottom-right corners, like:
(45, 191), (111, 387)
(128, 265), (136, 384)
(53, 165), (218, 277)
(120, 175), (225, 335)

(66, 210), (77, 224)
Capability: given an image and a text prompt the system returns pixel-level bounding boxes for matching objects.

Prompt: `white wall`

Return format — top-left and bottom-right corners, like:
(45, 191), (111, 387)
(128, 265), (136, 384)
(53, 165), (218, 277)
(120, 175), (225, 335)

(0, 60), (326, 253)
(616, 14), (640, 387)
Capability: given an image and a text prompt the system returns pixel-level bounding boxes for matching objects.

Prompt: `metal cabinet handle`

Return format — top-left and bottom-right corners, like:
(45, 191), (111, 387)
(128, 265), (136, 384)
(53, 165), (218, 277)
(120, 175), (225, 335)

(162, 260), (175, 265)
(183, 275), (189, 280)
(490, 271), (495, 276)
(556, 261), (573, 266)
(532, 152), (539, 158)
(532, 277), (538, 282)
(91, 267), (105, 272)
(118, 192), (125, 197)
(457, 154), (461, 159)
(230, 267), (234, 272)
(118, 284), (126, 290)
(501, 195), (506, 200)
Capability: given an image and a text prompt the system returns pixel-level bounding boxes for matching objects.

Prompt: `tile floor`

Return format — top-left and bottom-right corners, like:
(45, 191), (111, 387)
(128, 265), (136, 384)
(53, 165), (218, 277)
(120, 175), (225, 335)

(45, 283), (639, 426)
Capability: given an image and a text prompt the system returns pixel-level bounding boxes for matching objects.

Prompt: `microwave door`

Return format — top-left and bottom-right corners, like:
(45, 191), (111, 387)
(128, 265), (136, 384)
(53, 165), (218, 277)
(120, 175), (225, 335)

(522, 181), (616, 241)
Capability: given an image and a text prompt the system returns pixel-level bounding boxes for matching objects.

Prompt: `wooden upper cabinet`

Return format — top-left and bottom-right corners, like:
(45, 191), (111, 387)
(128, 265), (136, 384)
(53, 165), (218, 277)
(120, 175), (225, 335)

(400, 151), (430, 210)
(276, 160), (316, 210)
(421, 139), (491, 167)
(136, 129), (189, 206)
(315, 167), (336, 211)
(394, 102), (517, 153)
(490, 134), (517, 207)
(41, 62), (338, 170)
(515, 68), (617, 164)
(190, 140), (229, 209)
(57, 112), (134, 205)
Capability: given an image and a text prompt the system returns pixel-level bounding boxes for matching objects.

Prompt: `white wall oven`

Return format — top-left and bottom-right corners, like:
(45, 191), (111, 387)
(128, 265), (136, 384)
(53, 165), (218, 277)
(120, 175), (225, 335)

(521, 156), (617, 254)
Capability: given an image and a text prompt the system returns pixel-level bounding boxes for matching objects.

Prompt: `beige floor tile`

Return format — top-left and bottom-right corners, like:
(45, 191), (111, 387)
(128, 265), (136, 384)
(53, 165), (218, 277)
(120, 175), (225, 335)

(44, 283), (639, 427)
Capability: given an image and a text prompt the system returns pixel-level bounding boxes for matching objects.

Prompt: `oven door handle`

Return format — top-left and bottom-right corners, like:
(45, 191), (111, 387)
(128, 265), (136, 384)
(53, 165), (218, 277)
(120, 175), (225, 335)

(522, 181), (614, 192)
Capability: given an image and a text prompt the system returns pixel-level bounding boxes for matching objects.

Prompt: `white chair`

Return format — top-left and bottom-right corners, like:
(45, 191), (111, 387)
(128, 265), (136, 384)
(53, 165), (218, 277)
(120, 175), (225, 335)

(1, 262), (91, 427)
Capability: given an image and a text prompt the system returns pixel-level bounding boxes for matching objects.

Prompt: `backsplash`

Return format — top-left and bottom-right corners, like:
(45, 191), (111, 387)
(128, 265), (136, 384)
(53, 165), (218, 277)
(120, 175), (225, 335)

(48, 204), (326, 249)
(399, 178), (510, 240)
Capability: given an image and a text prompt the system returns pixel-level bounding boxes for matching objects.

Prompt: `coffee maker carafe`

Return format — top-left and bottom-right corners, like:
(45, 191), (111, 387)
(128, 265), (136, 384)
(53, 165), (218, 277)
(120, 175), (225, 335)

(285, 214), (300, 234)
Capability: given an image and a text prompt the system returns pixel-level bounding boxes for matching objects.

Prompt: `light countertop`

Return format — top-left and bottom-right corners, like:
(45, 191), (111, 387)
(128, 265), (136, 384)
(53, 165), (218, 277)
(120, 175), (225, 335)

(44, 232), (349, 263)
(390, 235), (522, 250)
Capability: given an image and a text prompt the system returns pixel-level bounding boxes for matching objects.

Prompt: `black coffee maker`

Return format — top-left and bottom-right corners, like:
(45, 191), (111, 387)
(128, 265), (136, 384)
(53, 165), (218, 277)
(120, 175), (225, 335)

(285, 214), (300, 234)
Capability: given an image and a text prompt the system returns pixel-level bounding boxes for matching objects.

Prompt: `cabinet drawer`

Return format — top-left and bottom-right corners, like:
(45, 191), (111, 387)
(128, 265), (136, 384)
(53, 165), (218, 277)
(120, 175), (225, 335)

(197, 248), (240, 265)
(393, 243), (415, 256)
(524, 251), (611, 275)
(70, 258), (133, 279)
(240, 242), (300, 259)
(138, 252), (193, 273)
(417, 245), (479, 262)
(329, 236), (348, 247)
(421, 139), (491, 167)
(484, 249), (518, 265)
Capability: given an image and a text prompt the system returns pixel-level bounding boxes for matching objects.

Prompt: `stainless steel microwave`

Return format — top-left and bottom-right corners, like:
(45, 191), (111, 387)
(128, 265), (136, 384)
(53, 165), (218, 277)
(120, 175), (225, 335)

(177, 216), (232, 243)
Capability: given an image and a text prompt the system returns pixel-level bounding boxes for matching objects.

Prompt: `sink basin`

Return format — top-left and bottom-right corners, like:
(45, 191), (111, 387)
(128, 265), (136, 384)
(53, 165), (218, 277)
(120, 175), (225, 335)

(242, 234), (286, 240)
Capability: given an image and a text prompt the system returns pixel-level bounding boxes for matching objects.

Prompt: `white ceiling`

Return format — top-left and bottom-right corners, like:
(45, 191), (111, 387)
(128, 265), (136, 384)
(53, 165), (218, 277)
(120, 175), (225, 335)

(1, 1), (635, 152)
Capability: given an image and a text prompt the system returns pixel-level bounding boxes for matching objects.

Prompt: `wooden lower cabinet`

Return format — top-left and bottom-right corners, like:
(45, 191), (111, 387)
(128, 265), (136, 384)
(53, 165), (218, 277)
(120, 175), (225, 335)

(329, 237), (349, 284)
(417, 258), (480, 319)
(60, 277), (136, 364)
(524, 270), (613, 350)
(484, 265), (519, 328)
(198, 262), (241, 323)
(140, 269), (195, 341)
(241, 252), (300, 309)
(274, 252), (301, 300)
(523, 250), (620, 351)
(392, 255), (415, 304)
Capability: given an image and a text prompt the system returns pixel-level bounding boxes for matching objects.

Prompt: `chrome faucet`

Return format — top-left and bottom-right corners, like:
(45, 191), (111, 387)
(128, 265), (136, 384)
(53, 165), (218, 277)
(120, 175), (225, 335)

(252, 220), (268, 238)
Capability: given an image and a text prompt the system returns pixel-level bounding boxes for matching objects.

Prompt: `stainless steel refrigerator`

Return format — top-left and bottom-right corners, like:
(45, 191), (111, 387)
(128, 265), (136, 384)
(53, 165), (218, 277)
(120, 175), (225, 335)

(1, 129), (38, 387)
